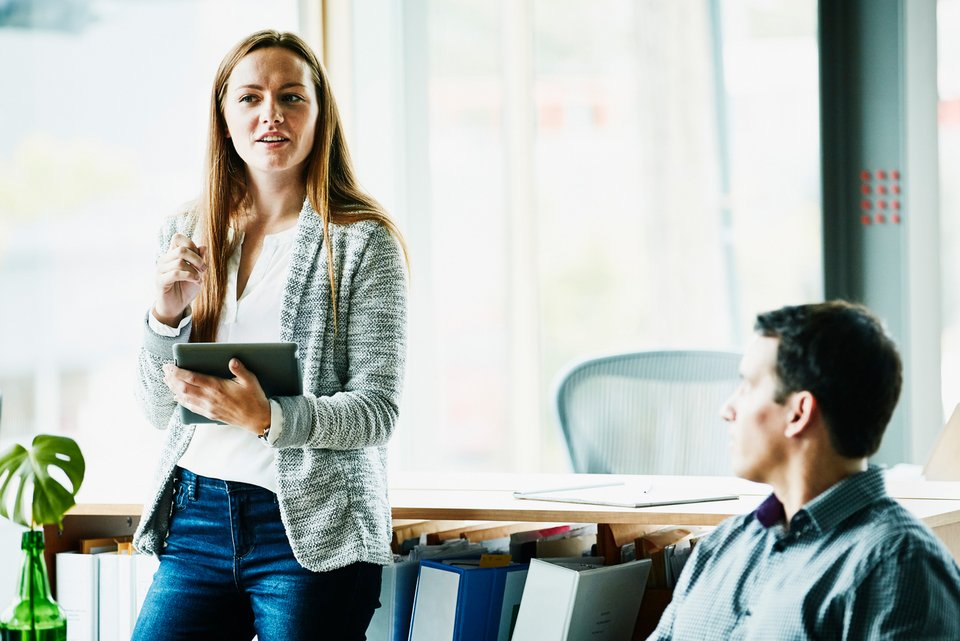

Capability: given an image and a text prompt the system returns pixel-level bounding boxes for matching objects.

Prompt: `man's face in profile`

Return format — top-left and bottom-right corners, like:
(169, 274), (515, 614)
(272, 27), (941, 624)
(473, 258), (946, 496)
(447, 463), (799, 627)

(721, 336), (792, 484)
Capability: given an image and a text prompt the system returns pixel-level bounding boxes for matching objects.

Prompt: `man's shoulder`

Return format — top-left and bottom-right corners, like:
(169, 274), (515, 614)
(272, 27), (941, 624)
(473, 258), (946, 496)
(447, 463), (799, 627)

(808, 494), (960, 591)
(846, 496), (953, 556)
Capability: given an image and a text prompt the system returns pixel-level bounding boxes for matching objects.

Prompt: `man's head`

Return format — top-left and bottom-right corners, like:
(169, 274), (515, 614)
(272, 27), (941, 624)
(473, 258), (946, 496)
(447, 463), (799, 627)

(722, 301), (902, 480)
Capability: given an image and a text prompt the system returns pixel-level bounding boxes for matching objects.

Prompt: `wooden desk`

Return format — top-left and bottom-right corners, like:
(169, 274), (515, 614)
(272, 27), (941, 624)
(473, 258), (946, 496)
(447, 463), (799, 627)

(390, 472), (767, 525)
(45, 471), (960, 578)
(40, 472), (960, 640)
(387, 472), (960, 560)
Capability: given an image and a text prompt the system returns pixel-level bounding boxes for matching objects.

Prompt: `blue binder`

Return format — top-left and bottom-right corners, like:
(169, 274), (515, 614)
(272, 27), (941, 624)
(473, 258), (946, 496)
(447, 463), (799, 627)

(407, 559), (529, 641)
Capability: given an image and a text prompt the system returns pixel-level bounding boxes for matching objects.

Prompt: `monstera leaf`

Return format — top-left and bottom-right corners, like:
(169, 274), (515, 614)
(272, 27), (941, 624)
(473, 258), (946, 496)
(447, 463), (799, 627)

(0, 435), (85, 529)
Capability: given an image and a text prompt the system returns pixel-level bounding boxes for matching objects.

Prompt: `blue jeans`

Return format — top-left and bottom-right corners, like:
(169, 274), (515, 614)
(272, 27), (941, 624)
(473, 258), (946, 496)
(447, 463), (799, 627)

(132, 467), (382, 641)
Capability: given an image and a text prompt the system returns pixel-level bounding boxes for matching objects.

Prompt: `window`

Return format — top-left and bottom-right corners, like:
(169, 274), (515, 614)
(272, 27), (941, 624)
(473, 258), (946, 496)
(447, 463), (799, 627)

(0, 1), (823, 496)
(0, 0), (300, 501)
(939, 0), (960, 418)
(350, 0), (821, 473)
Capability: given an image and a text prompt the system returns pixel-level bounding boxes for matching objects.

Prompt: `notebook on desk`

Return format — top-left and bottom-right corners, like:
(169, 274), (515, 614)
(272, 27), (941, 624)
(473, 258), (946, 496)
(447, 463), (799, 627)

(513, 482), (737, 509)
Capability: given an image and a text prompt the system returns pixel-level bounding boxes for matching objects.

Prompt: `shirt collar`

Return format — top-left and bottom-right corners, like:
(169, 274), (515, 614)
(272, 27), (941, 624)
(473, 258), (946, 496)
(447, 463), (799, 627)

(756, 493), (786, 527)
(754, 466), (886, 533)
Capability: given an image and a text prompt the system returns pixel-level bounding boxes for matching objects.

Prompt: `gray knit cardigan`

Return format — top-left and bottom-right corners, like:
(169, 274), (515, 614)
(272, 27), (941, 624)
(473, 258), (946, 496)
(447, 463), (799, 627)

(133, 200), (407, 572)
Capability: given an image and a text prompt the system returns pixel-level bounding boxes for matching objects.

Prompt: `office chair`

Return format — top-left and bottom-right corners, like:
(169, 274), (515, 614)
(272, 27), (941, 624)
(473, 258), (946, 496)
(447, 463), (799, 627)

(555, 350), (742, 475)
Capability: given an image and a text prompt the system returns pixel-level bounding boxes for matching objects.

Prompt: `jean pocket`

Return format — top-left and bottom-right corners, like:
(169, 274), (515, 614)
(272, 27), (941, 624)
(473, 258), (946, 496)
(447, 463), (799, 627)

(172, 479), (191, 512)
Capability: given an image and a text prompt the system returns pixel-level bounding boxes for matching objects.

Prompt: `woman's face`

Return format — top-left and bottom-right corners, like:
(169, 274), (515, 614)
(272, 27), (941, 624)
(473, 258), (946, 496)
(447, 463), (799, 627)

(222, 47), (320, 183)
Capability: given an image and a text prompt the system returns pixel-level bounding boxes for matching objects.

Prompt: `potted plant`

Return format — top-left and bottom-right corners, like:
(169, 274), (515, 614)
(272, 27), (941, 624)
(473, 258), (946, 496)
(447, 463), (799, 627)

(0, 390), (85, 641)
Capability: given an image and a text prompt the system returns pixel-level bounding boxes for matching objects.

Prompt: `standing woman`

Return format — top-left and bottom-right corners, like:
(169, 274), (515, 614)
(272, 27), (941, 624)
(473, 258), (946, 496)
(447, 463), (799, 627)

(132, 30), (407, 641)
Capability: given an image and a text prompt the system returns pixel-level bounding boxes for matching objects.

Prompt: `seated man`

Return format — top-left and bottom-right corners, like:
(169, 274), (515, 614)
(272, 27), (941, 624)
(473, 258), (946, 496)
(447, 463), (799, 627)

(649, 301), (960, 640)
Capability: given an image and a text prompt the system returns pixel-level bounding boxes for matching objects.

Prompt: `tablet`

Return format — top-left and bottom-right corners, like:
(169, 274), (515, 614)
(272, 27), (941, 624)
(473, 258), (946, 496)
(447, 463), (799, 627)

(171, 342), (303, 425)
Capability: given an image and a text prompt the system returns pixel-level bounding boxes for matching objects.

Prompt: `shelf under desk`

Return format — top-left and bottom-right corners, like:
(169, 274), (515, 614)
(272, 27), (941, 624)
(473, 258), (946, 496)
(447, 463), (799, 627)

(47, 472), (960, 567)
(388, 472), (960, 552)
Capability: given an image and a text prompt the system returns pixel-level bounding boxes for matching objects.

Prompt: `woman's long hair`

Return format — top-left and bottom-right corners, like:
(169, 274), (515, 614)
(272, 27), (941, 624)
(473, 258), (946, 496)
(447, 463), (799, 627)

(191, 29), (406, 343)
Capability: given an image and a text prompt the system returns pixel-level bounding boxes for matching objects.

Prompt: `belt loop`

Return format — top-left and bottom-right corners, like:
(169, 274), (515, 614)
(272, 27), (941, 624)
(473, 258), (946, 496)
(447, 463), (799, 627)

(190, 475), (198, 500)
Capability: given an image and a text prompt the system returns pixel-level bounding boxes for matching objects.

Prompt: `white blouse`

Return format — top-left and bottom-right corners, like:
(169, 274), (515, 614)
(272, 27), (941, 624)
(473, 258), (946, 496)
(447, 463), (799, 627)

(150, 225), (297, 492)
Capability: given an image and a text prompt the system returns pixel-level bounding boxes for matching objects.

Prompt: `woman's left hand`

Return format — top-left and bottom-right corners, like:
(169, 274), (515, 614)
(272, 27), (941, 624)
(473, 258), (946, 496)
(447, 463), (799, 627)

(163, 359), (271, 435)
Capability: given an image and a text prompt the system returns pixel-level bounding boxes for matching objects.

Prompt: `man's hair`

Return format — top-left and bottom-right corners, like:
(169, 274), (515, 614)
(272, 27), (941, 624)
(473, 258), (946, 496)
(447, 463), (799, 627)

(754, 301), (902, 458)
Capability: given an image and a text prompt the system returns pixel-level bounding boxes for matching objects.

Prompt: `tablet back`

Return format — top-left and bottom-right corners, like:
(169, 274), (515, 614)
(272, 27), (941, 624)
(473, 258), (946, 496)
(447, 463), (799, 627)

(172, 342), (303, 425)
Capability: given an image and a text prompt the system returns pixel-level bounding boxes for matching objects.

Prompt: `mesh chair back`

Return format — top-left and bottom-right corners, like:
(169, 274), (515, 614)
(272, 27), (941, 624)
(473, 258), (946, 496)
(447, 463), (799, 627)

(555, 350), (742, 475)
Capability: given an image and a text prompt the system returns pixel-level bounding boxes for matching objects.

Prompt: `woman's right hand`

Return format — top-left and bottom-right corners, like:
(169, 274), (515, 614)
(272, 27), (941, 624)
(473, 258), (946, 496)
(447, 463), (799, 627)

(153, 233), (207, 327)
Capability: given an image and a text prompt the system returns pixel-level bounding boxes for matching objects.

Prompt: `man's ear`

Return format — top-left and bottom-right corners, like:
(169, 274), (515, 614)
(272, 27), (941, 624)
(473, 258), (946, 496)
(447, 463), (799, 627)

(784, 391), (817, 438)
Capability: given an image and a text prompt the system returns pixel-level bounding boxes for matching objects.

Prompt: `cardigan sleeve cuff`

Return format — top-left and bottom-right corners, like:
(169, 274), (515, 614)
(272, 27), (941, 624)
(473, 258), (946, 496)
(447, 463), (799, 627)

(142, 309), (192, 361)
(148, 308), (193, 337)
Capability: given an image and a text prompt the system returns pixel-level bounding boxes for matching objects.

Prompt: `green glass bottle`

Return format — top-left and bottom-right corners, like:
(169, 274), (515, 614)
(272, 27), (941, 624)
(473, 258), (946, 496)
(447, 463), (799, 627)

(0, 530), (66, 641)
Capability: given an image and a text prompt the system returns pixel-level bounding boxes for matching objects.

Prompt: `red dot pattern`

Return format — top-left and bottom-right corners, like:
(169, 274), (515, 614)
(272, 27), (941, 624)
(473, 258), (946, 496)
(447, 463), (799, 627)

(859, 169), (903, 225)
